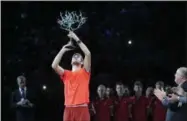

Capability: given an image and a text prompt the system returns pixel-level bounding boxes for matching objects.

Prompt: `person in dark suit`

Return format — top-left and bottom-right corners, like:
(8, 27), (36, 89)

(10, 75), (35, 121)
(154, 67), (187, 121)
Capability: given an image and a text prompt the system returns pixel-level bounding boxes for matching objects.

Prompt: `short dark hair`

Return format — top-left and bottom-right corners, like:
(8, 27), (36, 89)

(116, 82), (124, 87)
(134, 81), (143, 87)
(17, 75), (26, 82)
(98, 84), (106, 89)
(146, 87), (153, 91)
(106, 86), (113, 89)
(123, 85), (129, 89)
(156, 81), (164, 87)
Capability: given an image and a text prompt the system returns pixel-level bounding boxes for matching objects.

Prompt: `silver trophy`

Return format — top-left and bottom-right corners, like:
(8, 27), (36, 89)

(57, 11), (87, 48)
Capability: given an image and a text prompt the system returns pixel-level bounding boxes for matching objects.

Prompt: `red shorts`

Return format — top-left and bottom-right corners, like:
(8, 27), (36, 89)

(63, 106), (90, 121)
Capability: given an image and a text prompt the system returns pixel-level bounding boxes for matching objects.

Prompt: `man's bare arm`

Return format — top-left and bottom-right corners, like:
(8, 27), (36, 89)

(78, 42), (91, 72)
(68, 31), (91, 72)
(51, 41), (73, 75)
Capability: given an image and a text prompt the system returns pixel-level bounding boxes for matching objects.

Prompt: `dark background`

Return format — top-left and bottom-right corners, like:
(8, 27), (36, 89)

(2, 2), (187, 121)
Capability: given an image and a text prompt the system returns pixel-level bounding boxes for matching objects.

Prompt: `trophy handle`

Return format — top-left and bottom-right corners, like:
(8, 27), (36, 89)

(69, 37), (73, 44)
(68, 29), (76, 48)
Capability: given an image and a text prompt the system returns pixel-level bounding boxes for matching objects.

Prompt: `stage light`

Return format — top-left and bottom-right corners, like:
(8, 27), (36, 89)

(42, 85), (47, 90)
(21, 13), (27, 19)
(128, 40), (132, 45)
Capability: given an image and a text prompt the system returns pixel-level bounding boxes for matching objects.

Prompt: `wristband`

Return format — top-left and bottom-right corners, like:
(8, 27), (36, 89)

(77, 40), (82, 44)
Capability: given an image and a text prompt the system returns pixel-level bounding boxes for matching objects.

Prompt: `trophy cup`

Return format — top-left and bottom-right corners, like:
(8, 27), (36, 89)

(57, 11), (87, 48)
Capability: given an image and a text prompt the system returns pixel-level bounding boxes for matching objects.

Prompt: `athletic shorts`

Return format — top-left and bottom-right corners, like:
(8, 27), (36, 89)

(63, 106), (90, 121)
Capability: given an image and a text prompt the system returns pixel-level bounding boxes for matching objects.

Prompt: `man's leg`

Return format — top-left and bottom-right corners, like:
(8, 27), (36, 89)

(74, 107), (90, 121)
(64, 107), (74, 121)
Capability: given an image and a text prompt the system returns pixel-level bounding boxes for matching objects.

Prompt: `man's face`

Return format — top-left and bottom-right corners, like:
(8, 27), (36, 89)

(97, 86), (106, 98)
(17, 77), (26, 88)
(174, 69), (184, 85)
(71, 53), (83, 66)
(171, 87), (178, 93)
(116, 85), (124, 96)
(106, 88), (112, 97)
(146, 87), (153, 97)
(134, 85), (142, 92)
(156, 84), (162, 89)
(124, 87), (130, 96)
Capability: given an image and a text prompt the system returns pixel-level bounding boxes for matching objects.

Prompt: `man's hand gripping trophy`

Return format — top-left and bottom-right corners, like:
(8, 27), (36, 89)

(57, 11), (87, 49)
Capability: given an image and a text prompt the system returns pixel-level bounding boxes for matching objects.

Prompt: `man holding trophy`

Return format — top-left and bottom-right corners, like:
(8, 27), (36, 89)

(51, 11), (91, 121)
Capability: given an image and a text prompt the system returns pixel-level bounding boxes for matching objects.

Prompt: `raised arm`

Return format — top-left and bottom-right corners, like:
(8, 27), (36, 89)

(51, 41), (73, 75)
(68, 31), (91, 72)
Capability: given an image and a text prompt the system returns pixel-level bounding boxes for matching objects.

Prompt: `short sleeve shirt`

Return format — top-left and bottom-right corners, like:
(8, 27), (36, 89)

(60, 68), (90, 106)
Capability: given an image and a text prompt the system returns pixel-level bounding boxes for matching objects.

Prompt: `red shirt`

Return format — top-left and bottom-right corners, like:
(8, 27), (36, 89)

(60, 68), (90, 106)
(151, 97), (166, 121)
(131, 96), (149, 121)
(93, 98), (113, 121)
(114, 97), (132, 121)
(147, 96), (154, 112)
(147, 96), (153, 106)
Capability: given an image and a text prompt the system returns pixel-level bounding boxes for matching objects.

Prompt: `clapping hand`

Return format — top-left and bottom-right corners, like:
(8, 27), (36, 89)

(17, 99), (33, 107)
(24, 99), (30, 104)
(167, 94), (179, 103)
(17, 99), (25, 106)
(154, 88), (166, 101)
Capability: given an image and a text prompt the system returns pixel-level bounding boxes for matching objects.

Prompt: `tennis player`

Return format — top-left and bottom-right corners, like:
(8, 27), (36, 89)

(52, 31), (91, 121)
